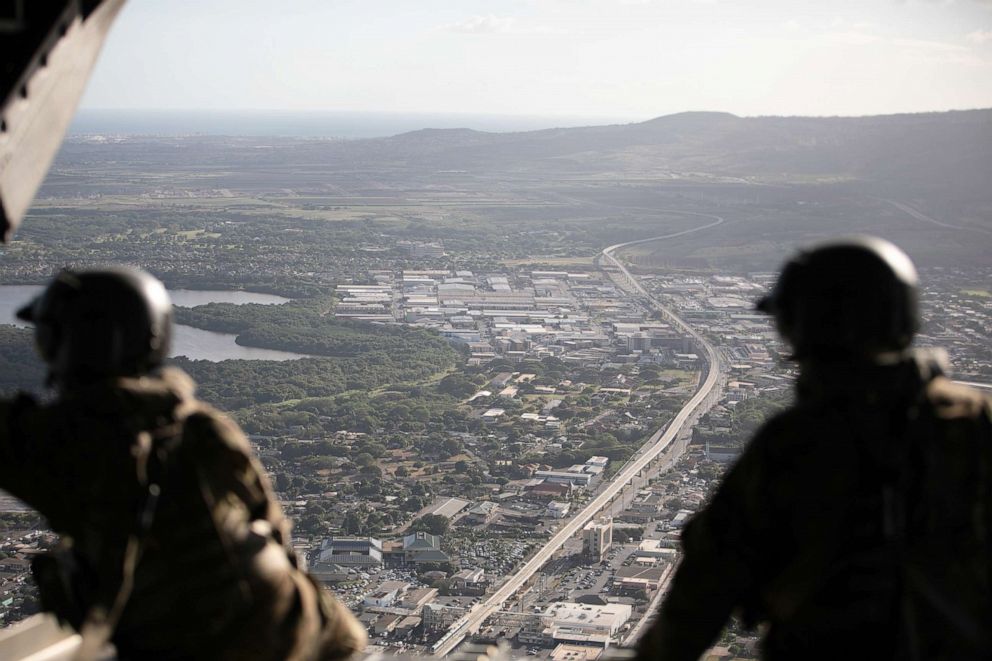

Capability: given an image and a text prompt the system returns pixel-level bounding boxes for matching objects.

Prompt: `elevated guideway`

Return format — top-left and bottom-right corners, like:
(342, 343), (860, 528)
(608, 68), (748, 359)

(433, 217), (728, 656)
(1, 217), (732, 661)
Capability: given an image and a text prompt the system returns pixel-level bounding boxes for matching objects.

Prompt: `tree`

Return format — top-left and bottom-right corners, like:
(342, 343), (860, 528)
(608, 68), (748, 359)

(441, 437), (462, 458)
(356, 478), (383, 497)
(343, 510), (365, 534)
(614, 526), (644, 543)
(360, 441), (387, 458)
(410, 513), (450, 535)
(438, 374), (476, 398)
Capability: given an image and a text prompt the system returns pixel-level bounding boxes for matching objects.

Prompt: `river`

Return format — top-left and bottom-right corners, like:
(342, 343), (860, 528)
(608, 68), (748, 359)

(0, 285), (310, 361)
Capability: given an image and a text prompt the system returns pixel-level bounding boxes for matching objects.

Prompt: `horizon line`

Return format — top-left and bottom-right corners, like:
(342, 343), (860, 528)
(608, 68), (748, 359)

(74, 106), (991, 121)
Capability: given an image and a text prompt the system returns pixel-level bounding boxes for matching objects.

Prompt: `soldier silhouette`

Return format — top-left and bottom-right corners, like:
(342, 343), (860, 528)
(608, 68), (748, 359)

(636, 237), (992, 660)
(0, 267), (367, 660)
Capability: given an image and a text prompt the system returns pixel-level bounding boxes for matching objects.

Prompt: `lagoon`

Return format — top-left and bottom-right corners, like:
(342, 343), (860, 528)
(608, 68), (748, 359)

(0, 285), (309, 362)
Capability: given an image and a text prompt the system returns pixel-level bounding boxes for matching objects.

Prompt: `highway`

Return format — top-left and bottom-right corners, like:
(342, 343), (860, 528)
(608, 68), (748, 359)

(882, 198), (992, 237)
(433, 218), (727, 656)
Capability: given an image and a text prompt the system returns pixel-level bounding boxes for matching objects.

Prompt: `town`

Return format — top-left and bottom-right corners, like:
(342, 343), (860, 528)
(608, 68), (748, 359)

(0, 125), (989, 659)
(3, 238), (986, 659)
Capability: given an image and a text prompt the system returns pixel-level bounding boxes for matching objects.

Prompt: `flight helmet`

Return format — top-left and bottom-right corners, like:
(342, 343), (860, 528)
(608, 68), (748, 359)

(756, 236), (919, 361)
(17, 267), (172, 385)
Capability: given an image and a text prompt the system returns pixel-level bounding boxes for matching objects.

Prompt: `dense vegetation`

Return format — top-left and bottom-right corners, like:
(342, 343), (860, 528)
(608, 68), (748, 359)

(0, 300), (460, 412)
(167, 300), (460, 409)
(236, 386), (474, 436)
(175, 299), (456, 360)
(694, 390), (792, 448)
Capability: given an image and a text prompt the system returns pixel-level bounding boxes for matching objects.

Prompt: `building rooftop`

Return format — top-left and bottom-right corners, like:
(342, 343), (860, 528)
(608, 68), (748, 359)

(427, 497), (471, 519)
(403, 531), (441, 551)
(545, 602), (632, 635)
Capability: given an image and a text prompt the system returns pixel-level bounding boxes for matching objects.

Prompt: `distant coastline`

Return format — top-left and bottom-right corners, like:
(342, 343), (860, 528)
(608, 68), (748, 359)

(69, 109), (635, 139)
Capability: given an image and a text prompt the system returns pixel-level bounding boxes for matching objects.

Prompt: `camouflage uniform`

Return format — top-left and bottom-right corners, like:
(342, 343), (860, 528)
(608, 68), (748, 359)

(0, 367), (366, 660)
(636, 351), (992, 661)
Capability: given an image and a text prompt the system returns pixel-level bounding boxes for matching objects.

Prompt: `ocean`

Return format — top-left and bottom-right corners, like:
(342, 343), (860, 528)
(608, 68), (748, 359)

(69, 109), (635, 139)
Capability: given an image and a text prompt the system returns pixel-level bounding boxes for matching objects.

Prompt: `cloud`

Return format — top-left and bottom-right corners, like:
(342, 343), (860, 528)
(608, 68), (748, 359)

(893, 36), (968, 51)
(897, 36), (990, 62)
(827, 30), (884, 45)
(890, 37), (991, 65)
(440, 15), (517, 34)
(438, 15), (568, 35)
(821, 27), (991, 65)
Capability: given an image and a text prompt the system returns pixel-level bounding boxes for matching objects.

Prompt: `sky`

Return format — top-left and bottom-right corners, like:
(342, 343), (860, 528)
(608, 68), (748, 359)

(79, 0), (992, 121)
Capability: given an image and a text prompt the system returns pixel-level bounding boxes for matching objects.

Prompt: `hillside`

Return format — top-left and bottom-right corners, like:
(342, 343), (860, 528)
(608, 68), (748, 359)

(362, 109), (992, 199)
(37, 108), (992, 270)
(54, 108), (992, 202)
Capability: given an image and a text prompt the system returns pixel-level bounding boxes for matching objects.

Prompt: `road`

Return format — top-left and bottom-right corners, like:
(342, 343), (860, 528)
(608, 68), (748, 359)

(432, 218), (727, 656)
(882, 198), (992, 237)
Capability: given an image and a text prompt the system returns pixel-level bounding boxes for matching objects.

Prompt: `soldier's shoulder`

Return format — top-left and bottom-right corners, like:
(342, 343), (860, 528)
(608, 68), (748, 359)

(926, 377), (991, 422)
(181, 401), (252, 456)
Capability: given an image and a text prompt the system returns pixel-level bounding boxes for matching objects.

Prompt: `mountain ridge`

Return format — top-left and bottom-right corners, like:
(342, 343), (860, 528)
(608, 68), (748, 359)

(358, 108), (991, 200)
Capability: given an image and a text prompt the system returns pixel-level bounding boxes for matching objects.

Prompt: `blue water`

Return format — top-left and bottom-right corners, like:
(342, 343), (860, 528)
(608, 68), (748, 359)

(69, 109), (634, 139)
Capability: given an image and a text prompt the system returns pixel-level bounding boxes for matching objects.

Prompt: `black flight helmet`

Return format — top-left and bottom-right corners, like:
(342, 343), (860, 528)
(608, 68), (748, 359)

(757, 236), (919, 361)
(16, 267), (172, 385)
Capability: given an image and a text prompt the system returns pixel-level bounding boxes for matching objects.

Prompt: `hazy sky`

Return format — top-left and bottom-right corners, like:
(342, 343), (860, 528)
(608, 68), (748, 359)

(80, 0), (992, 120)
